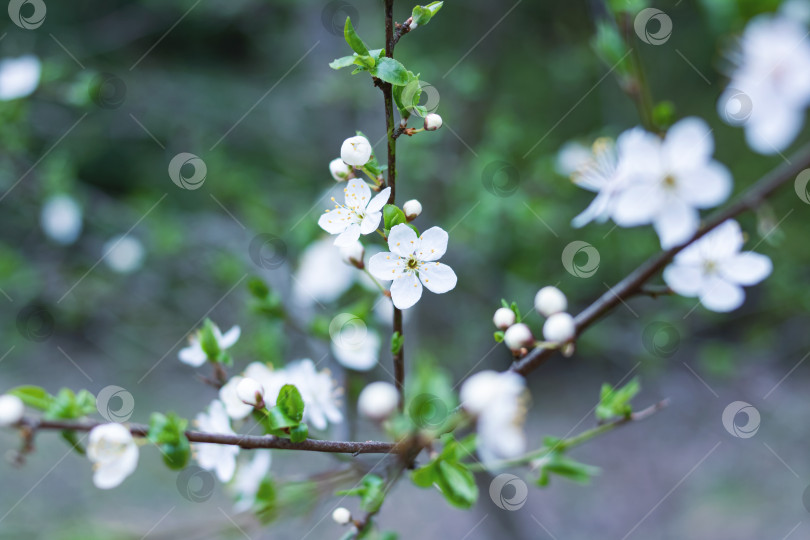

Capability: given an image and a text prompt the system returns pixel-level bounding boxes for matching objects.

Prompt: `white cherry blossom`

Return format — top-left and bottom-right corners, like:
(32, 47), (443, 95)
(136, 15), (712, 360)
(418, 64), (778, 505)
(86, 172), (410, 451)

(231, 450), (272, 512)
(0, 395), (24, 426)
(534, 286), (567, 317)
(368, 224), (457, 310)
(718, 15), (810, 154)
(318, 180), (391, 247)
(219, 376), (254, 420)
(331, 327), (381, 371)
(612, 118), (733, 248)
(178, 322), (241, 367)
(663, 220), (772, 312)
(357, 381), (399, 420)
(341, 135), (373, 166)
(293, 237), (355, 306)
(492, 307), (515, 330)
(283, 359), (343, 431)
(195, 400), (239, 482)
(87, 423), (139, 489)
(329, 158), (352, 181)
(543, 312), (576, 343)
(503, 323), (533, 351)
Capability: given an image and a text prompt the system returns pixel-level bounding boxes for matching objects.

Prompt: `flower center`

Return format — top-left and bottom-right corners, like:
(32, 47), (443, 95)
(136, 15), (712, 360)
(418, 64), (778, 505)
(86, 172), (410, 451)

(407, 256), (419, 270)
(703, 260), (717, 274)
(663, 174), (677, 189)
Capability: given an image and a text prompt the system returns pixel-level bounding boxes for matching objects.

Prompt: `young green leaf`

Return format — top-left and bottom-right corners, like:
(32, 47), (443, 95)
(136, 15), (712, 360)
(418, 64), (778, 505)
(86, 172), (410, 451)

(344, 17), (369, 56)
(370, 57), (411, 86)
(199, 319), (220, 360)
(391, 331), (404, 354)
(536, 453), (600, 486)
(383, 204), (407, 230)
(329, 55), (359, 70)
(277, 384), (305, 423)
(411, 1), (444, 27)
(596, 378), (640, 421)
(9, 385), (54, 411)
(289, 423), (309, 443)
(435, 461), (478, 508)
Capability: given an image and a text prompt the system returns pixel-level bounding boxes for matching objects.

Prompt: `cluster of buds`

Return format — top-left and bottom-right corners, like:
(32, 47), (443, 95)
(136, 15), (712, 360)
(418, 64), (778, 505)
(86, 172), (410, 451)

(494, 286), (576, 357)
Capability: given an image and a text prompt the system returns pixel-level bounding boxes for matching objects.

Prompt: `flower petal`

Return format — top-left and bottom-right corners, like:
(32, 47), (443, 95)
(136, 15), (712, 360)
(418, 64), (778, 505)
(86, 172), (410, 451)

(745, 102), (804, 155)
(93, 444), (138, 489)
(676, 161), (733, 209)
(664, 117), (714, 172)
(334, 223), (362, 247)
(612, 182), (662, 227)
(418, 262), (457, 294)
(390, 272), (422, 309)
(318, 209), (350, 235)
(344, 180), (372, 210)
(366, 187), (391, 214)
(719, 252), (772, 285)
(663, 263), (704, 297)
(368, 252), (406, 281)
(178, 345), (207, 367)
(360, 211), (382, 234)
(416, 227), (448, 261)
(387, 223), (418, 257)
(219, 326), (241, 349)
(653, 201), (699, 249)
(699, 276), (745, 312)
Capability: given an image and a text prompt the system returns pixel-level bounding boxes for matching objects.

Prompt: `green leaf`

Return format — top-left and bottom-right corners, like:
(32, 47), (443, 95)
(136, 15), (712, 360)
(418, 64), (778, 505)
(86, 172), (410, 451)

(435, 461), (477, 508)
(596, 378), (640, 421)
(199, 319), (220, 360)
(493, 330), (504, 343)
(161, 439), (191, 469)
(9, 385), (54, 411)
(289, 423), (308, 443)
(411, 1), (444, 26)
(262, 406), (299, 431)
(536, 453), (600, 486)
(277, 384), (305, 423)
(383, 205), (407, 230)
(391, 331), (404, 354)
(344, 17), (369, 56)
(370, 57), (411, 86)
(329, 55), (358, 70)
(337, 474), (386, 513)
(411, 462), (438, 488)
(45, 388), (96, 420)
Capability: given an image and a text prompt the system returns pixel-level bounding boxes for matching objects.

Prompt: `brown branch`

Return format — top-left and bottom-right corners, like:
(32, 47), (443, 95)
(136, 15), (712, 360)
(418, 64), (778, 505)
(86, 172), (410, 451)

(392, 18), (412, 46)
(512, 141), (810, 376)
(19, 418), (401, 455)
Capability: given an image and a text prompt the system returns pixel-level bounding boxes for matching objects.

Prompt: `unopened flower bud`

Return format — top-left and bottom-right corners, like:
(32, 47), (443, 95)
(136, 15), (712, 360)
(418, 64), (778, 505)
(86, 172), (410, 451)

(340, 240), (365, 269)
(358, 381), (399, 421)
(332, 507), (353, 525)
(493, 307), (516, 330)
(543, 312), (576, 343)
(236, 377), (265, 408)
(340, 136), (372, 166)
(329, 158), (351, 181)
(0, 395), (24, 427)
(424, 113), (442, 131)
(534, 286), (568, 317)
(403, 199), (422, 221)
(503, 323), (533, 351)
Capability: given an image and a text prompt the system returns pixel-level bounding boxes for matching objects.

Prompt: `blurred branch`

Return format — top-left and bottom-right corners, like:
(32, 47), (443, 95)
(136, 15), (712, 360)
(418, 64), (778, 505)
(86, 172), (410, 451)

(18, 418), (401, 454)
(468, 399), (669, 471)
(512, 141), (810, 376)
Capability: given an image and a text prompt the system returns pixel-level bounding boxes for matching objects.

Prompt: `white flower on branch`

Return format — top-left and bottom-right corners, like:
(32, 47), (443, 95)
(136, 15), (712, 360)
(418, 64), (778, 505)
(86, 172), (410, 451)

(231, 449), (272, 512)
(329, 158), (352, 181)
(402, 199), (422, 220)
(340, 135), (373, 166)
(195, 400), (239, 482)
(219, 376), (254, 420)
(611, 117), (733, 248)
(332, 507), (353, 525)
(663, 220), (772, 312)
(0, 395), (24, 426)
(339, 240), (365, 268)
(719, 15), (810, 154)
(358, 381), (399, 421)
(178, 322), (241, 367)
(236, 377), (265, 407)
(368, 224), (457, 310)
(283, 359), (344, 431)
(503, 323), (533, 351)
(293, 237), (356, 306)
(492, 307), (516, 330)
(87, 423), (139, 489)
(423, 113), (442, 131)
(331, 327), (381, 371)
(460, 371), (527, 466)
(543, 312), (576, 343)
(318, 180), (391, 247)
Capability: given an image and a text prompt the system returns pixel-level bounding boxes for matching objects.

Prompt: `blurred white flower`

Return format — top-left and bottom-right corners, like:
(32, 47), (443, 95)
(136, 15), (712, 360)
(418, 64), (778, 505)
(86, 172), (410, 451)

(719, 15), (810, 154)
(612, 118), (732, 248)
(0, 395), (24, 426)
(357, 381), (399, 421)
(87, 423), (139, 489)
(283, 359), (343, 431)
(555, 140), (591, 177)
(0, 55), (41, 101)
(219, 376), (254, 420)
(339, 240), (365, 268)
(460, 371), (526, 466)
(332, 507), (353, 525)
(103, 235), (145, 274)
(340, 135), (372, 166)
(231, 450), (272, 512)
(570, 135), (634, 228)
(663, 220), (772, 312)
(318, 180), (390, 247)
(178, 322), (240, 367)
(293, 237), (355, 306)
(243, 362), (286, 404)
(40, 195), (82, 245)
(331, 327), (380, 371)
(368, 224), (457, 310)
(195, 400), (239, 482)
(236, 377), (265, 407)
(329, 158), (352, 181)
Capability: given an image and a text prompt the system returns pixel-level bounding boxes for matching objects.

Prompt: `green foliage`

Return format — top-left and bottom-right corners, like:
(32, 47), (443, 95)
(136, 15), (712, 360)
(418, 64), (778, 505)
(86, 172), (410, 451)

(9, 385), (54, 411)
(391, 331), (404, 354)
(337, 474), (387, 513)
(256, 384), (309, 441)
(591, 20), (632, 79)
(277, 384), (305, 424)
(596, 378), (640, 421)
(248, 277), (285, 319)
(255, 479), (319, 524)
(370, 58), (412, 86)
(411, 2), (444, 26)
(500, 298), (522, 323)
(411, 434), (478, 508)
(147, 412), (191, 470)
(45, 388), (96, 420)
(344, 17), (370, 56)
(384, 204), (407, 234)
(535, 451), (600, 487)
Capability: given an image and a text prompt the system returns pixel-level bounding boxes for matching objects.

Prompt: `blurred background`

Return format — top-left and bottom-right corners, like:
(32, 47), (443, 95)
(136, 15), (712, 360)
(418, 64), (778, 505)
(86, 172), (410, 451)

(2, 0), (810, 538)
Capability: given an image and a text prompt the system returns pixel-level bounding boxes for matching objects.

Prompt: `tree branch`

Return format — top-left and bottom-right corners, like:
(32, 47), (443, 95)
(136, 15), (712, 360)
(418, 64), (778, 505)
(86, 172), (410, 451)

(512, 141), (810, 376)
(18, 418), (402, 455)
